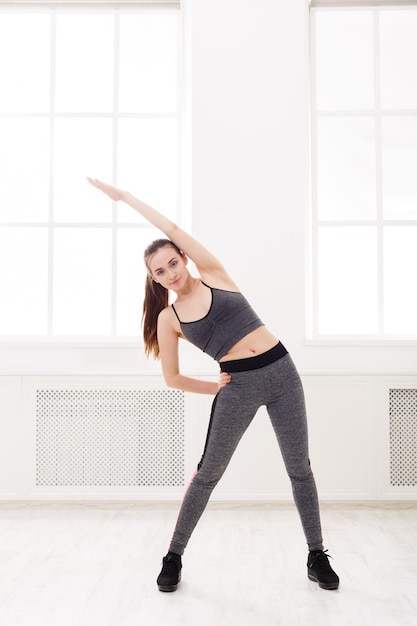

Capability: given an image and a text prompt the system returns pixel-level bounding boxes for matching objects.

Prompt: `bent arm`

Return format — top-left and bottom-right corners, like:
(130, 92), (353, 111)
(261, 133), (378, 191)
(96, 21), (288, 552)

(157, 309), (218, 395)
(87, 178), (234, 284)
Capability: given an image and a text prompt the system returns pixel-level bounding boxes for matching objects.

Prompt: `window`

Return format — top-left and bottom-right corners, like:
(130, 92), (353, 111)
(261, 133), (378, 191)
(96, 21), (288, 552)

(0, 1), (182, 340)
(309, 3), (417, 340)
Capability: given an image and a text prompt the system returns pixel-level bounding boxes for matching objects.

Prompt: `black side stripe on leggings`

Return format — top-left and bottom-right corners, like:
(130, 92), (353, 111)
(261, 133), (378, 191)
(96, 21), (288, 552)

(197, 392), (220, 471)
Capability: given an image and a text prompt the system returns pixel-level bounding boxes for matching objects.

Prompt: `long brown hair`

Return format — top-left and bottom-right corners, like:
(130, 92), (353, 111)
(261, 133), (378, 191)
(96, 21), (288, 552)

(142, 239), (182, 359)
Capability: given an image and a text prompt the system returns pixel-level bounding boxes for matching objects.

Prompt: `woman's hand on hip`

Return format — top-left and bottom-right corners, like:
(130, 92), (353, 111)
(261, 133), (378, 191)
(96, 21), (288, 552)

(218, 371), (232, 391)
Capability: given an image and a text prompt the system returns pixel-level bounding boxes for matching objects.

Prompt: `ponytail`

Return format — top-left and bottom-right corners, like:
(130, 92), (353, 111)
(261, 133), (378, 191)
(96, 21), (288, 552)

(142, 238), (182, 359)
(142, 275), (168, 359)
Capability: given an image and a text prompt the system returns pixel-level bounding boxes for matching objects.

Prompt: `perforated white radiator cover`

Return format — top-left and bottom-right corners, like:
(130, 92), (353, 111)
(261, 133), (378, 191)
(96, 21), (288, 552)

(35, 388), (185, 487)
(389, 389), (417, 487)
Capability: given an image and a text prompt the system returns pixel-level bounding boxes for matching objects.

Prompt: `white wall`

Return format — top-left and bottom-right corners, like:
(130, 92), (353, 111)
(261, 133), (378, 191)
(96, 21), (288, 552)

(0, 0), (416, 502)
(191, 0), (310, 354)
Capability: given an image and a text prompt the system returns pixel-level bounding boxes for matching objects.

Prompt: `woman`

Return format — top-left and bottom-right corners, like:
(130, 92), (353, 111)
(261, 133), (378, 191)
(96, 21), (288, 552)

(87, 178), (340, 592)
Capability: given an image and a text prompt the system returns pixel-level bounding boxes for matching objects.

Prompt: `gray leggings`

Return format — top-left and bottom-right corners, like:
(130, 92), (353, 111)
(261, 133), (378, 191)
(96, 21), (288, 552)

(169, 348), (324, 555)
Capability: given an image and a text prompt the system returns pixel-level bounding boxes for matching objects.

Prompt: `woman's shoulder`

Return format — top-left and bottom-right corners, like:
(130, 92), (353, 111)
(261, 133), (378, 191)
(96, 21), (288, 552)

(157, 306), (183, 342)
(158, 305), (176, 324)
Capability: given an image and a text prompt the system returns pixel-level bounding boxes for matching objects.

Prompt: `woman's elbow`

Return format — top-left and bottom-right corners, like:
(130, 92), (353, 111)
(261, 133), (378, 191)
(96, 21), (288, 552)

(164, 373), (181, 390)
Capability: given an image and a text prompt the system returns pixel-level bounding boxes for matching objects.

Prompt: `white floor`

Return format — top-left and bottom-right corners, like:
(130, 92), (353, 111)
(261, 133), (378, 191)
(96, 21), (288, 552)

(0, 501), (416, 626)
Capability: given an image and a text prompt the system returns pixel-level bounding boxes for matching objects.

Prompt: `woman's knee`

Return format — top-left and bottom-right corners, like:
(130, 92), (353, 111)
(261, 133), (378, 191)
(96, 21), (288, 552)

(195, 457), (229, 489)
(286, 457), (313, 482)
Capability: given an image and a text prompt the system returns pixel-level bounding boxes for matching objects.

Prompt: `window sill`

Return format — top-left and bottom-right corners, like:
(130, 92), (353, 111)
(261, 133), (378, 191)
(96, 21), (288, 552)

(304, 338), (417, 347)
(0, 338), (142, 349)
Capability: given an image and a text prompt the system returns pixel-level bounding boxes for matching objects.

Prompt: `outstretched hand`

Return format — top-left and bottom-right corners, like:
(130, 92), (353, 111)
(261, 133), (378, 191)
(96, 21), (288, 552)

(87, 177), (125, 201)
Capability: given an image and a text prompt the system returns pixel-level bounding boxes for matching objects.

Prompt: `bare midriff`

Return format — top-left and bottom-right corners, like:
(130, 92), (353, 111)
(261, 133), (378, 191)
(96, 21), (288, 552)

(218, 326), (279, 362)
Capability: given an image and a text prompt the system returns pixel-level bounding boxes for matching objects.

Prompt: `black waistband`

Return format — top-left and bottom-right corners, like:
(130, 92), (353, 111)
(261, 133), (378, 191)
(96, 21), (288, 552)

(219, 342), (288, 373)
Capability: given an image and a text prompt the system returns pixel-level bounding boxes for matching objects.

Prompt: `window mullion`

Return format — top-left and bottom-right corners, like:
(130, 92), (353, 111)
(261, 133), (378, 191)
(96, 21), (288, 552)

(111, 10), (120, 338)
(310, 10), (320, 340)
(48, 11), (57, 337)
(373, 8), (385, 338)
(176, 11), (184, 229)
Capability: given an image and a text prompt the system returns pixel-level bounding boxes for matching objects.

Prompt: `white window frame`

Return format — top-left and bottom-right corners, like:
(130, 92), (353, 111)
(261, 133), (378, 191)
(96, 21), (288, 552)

(0, 0), (184, 347)
(308, 0), (417, 345)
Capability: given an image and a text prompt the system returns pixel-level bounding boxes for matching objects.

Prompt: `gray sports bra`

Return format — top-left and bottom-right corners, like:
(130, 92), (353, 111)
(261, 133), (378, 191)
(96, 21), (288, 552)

(171, 281), (264, 361)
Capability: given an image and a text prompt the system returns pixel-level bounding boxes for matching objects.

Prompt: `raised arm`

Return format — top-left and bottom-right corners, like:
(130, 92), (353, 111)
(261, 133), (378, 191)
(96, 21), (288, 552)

(87, 178), (233, 285)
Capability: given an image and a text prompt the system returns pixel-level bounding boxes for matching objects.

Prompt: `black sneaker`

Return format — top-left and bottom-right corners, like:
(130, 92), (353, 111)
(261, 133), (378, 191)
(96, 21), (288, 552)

(157, 552), (182, 592)
(307, 550), (339, 590)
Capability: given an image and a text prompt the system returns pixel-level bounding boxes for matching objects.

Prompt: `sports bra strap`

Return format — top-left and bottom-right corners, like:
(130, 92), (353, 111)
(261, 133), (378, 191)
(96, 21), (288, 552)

(171, 281), (211, 323)
(171, 303), (181, 322)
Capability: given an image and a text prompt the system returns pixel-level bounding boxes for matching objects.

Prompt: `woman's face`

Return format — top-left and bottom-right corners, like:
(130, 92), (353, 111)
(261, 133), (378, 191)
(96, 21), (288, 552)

(147, 245), (188, 291)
